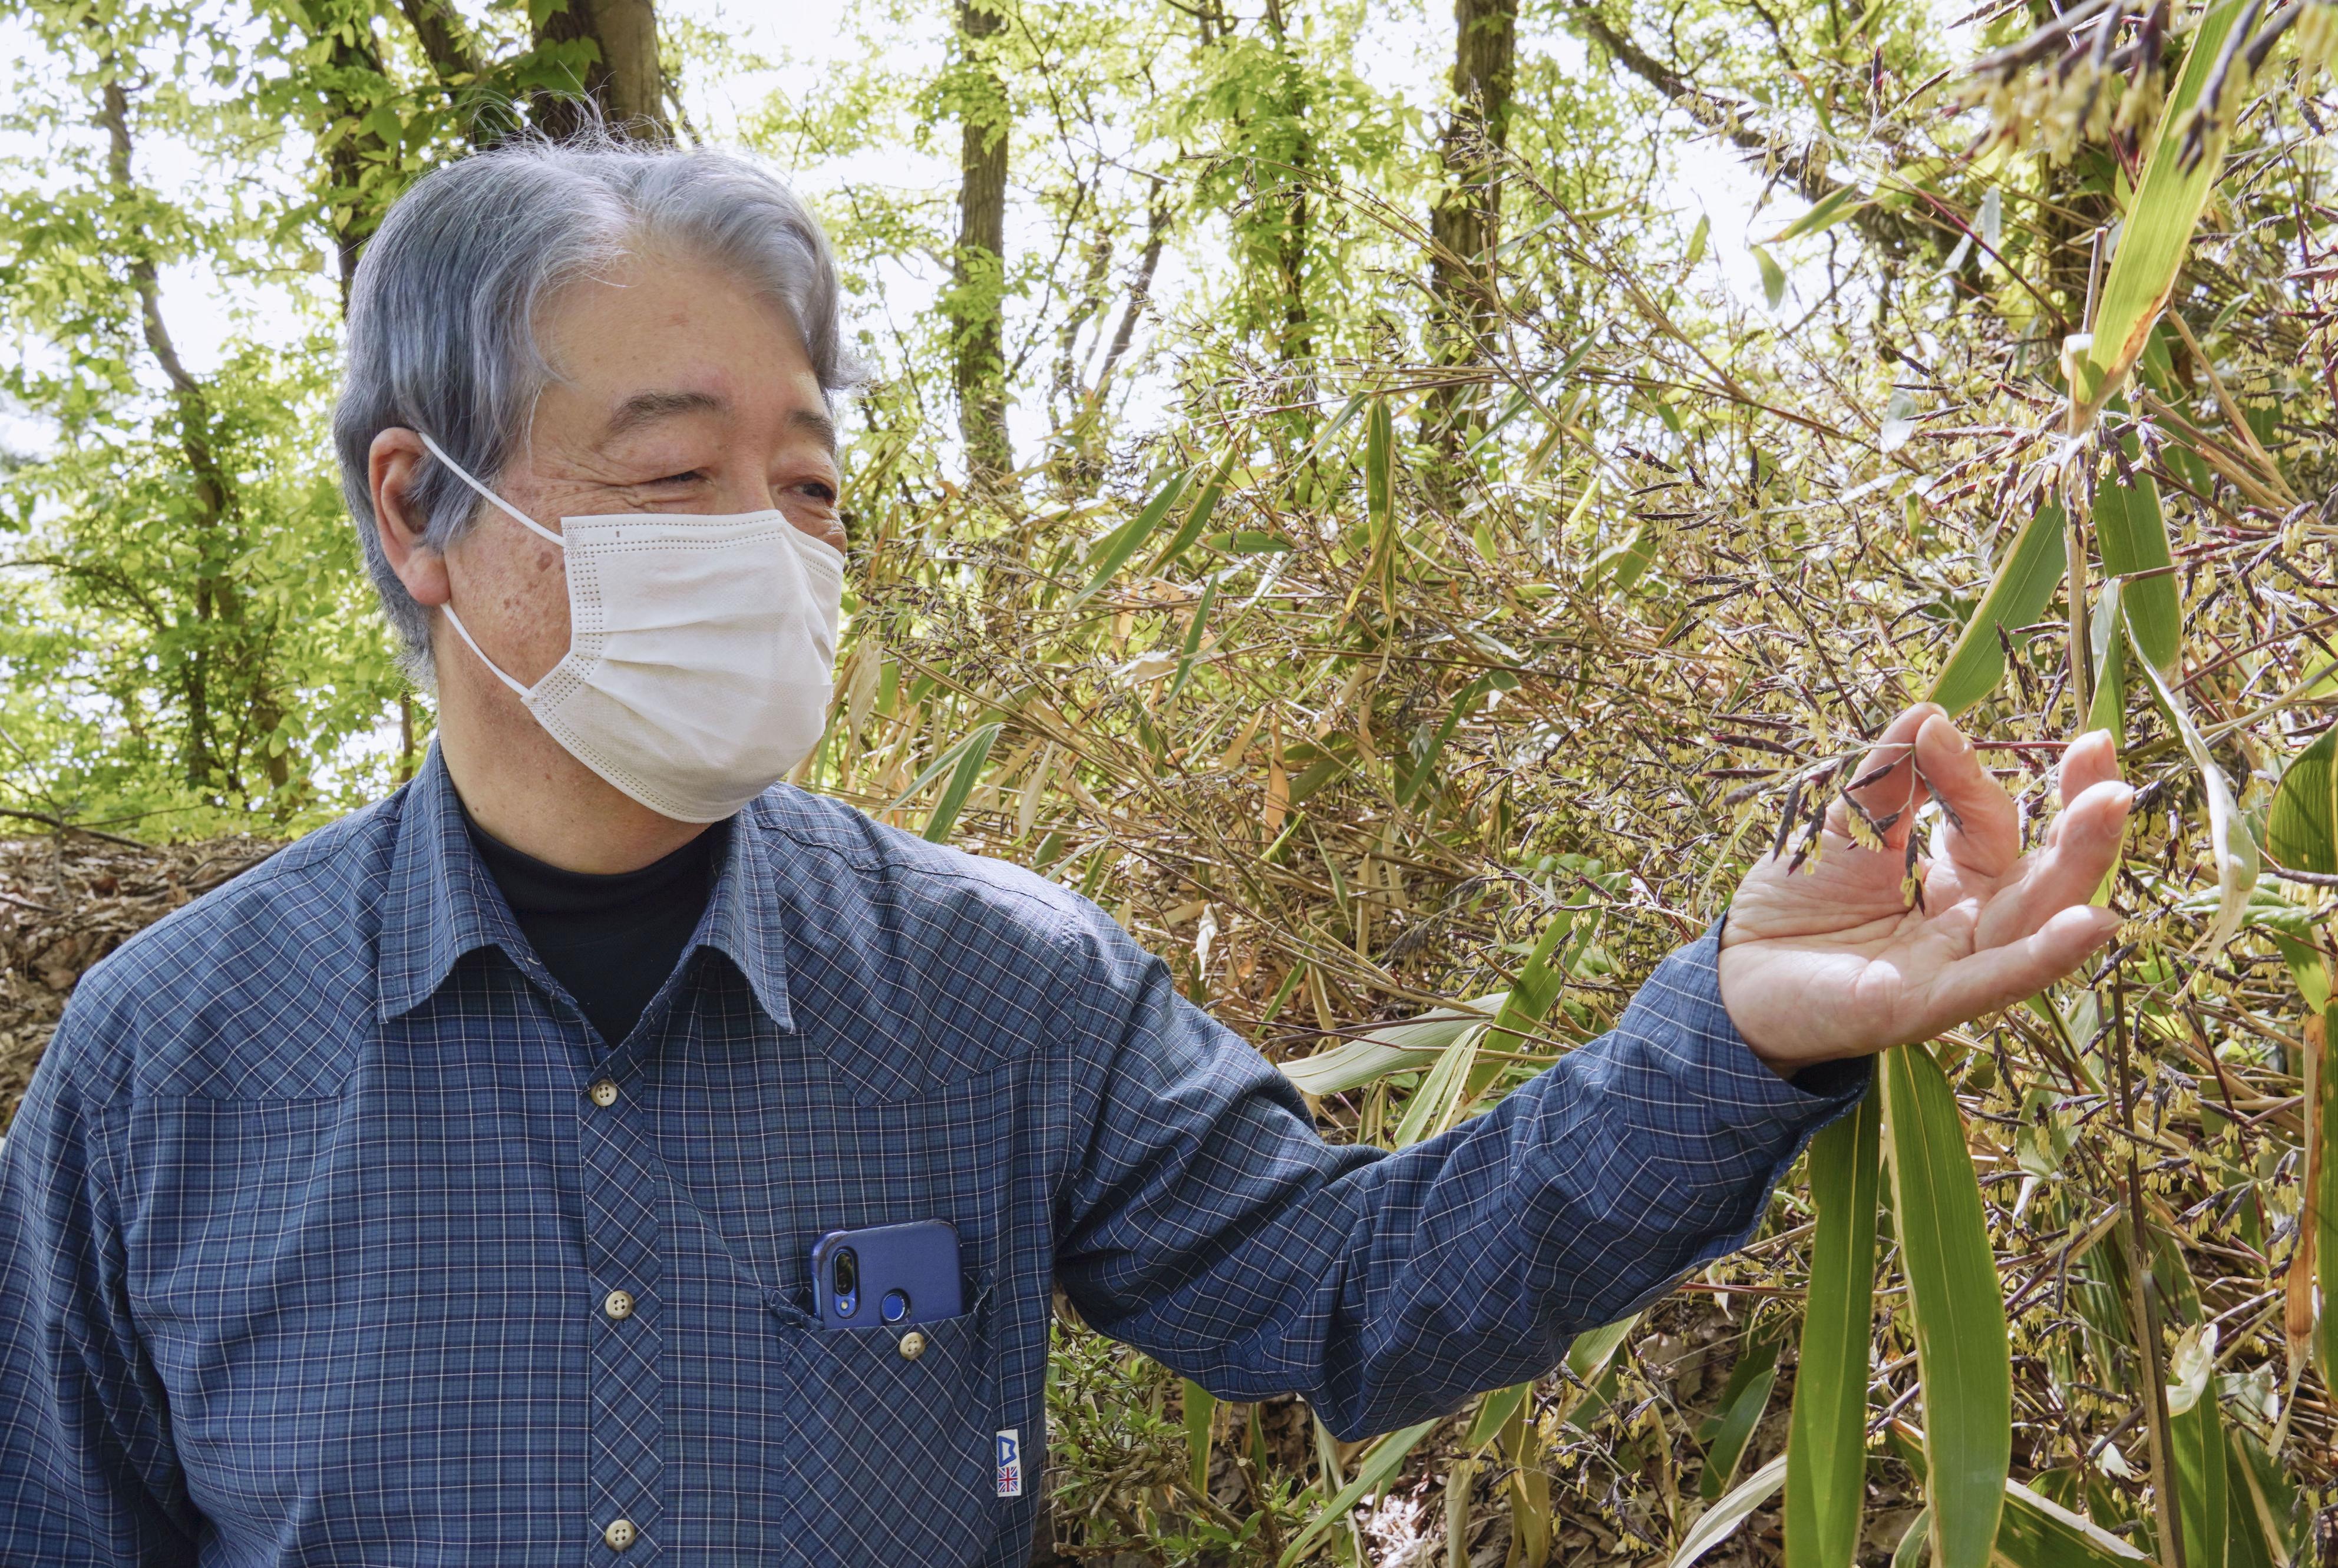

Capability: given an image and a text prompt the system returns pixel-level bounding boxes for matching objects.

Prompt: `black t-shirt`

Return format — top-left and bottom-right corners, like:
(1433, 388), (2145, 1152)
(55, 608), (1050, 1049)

(463, 806), (728, 1047)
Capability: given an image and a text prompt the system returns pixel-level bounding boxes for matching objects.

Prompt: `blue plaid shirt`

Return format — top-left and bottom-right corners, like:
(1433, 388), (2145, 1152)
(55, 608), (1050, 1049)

(0, 749), (1865, 1566)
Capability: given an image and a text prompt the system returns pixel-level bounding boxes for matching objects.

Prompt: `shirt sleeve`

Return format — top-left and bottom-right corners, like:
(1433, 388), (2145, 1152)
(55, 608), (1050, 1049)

(1051, 917), (1870, 1440)
(0, 1017), (200, 1566)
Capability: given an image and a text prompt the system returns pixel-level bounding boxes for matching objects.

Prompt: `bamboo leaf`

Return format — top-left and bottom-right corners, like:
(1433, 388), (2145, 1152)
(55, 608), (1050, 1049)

(1465, 1382), (1531, 1451)
(1893, 1507), (1931, 1568)
(2169, 1354), (2228, 1568)
(921, 722), (1003, 842)
(2072, 0), (2250, 426)
(2130, 637), (2254, 948)
(1566, 1314), (1641, 1382)
(2085, 580), (2128, 746)
(2227, 1428), (2300, 1568)
(2267, 727), (2338, 877)
(1777, 185), (1870, 242)
(1671, 1452), (1789, 1568)
(1070, 468), (1191, 607)
(2319, 1003), (2338, 1394)
(1276, 1416), (1441, 1566)
(2092, 425), (2180, 673)
(1392, 1021), (1484, 1146)
(1753, 244), (1788, 310)
(1183, 1380), (1216, 1494)
(1991, 1478), (2154, 1566)
(1277, 994), (1506, 1095)
(1148, 452), (1236, 576)
(1700, 1329), (1783, 1500)
(1881, 1045), (2010, 1568)
(1928, 502), (2068, 716)
(1396, 674), (1490, 810)
(1486, 909), (1584, 1056)
(1787, 1089), (1882, 1568)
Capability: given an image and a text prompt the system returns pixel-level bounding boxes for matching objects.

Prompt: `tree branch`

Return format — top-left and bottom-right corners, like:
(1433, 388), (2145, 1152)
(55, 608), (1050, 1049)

(1563, 2), (1935, 258)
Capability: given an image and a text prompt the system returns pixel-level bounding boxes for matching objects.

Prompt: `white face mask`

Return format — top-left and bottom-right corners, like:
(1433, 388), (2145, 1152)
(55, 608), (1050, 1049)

(419, 432), (845, 823)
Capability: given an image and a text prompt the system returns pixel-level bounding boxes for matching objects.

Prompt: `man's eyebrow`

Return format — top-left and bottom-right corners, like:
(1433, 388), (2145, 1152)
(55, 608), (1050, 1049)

(789, 408), (840, 456)
(602, 389), (728, 440)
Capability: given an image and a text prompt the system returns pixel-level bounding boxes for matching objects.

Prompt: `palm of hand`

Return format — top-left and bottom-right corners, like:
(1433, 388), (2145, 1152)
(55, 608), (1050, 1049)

(1717, 706), (2131, 1069)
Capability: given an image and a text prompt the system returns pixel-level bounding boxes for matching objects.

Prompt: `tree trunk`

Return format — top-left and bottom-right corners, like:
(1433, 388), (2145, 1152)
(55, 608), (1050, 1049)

(1424, 0), (1516, 456)
(96, 74), (280, 795)
(533, 0), (671, 142)
(951, 0), (1013, 484)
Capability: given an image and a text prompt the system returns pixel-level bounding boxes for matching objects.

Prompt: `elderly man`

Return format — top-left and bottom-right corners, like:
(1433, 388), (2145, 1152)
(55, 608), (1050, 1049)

(0, 137), (2131, 1566)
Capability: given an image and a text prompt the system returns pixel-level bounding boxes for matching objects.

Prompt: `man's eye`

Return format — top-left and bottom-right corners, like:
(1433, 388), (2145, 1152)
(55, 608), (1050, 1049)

(648, 470), (704, 486)
(799, 482), (839, 505)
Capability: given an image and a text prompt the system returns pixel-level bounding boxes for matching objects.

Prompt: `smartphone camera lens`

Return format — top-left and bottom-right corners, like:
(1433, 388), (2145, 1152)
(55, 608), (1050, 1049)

(880, 1289), (911, 1324)
(831, 1248), (859, 1319)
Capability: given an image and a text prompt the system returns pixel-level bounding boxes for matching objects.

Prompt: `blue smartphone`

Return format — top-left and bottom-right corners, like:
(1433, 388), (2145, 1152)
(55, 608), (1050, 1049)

(809, 1219), (963, 1329)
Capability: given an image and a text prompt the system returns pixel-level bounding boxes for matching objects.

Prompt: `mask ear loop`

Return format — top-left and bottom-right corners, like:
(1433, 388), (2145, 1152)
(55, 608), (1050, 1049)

(413, 431), (559, 695)
(415, 431), (567, 547)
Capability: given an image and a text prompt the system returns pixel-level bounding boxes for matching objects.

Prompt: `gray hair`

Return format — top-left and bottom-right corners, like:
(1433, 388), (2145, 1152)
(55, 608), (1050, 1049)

(333, 133), (853, 682)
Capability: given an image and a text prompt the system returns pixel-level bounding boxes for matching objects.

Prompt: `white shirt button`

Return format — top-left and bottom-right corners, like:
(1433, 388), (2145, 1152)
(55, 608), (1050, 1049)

(603, 1289), (635, 1321)
(603, 1518), (637, 1551)
(587, 1079), (619, 1108)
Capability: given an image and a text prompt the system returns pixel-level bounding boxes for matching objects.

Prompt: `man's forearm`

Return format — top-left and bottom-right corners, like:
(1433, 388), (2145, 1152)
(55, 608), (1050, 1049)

(1058, 924), (1869, 1438)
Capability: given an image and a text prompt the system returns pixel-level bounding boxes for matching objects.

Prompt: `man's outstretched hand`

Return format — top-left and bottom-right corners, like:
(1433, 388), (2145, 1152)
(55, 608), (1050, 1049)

(1718, 703), (2133, 1071)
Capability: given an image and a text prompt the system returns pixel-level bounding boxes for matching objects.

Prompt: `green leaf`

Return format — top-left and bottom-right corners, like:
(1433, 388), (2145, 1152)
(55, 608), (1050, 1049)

(1148, 452), (1236, 576)
(1276, 994), (1506, 1095)
(1071, 469), (1191, 607)
(2085, 580), (2128, 747)
(1276, 1416), (1441, 1566)
(1991, 1477), (2152, 1565)
(1753, 244), (1787, 310)
(1395, 675), (1489, 810)
(1881, 1045), (2010, 1568)
(1465, 1381), (1531, 1451)
(2267, 727), (2338, 877)
(1891, 1506), (1931, 1568)
(2320, 1000), (2338, 1394)
(1672, 1453), (1789, 1568)
(1391, 1021), (1484, 1146)
(1786, 1090), (1881, 1568)
(1700, 1331), (1782, 1500)
(1598, 521), (1662, 595)
(1485, 909), (1586, 1057)
(1686, 213), (1710, 268)
(1777, 185), (1870, 242)
(1183, 1380), (1216, 1494)
(2227, 1428), (2300, 1568)
(2131, 641), (2254, 948)
(1565, 1315), (1640, 1382)
(2072, 0), (2250, 425)
(920, 721), (1002, 842)
(1927, 502), (2067, 716)
(2169, 1359), (2228, 1568)
(2092, 425), (2180, 674)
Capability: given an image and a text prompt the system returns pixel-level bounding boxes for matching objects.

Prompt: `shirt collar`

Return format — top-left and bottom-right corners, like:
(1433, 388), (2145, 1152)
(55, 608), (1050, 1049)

(375, 745), (795, 1033)
(695, 794), (796, 1033)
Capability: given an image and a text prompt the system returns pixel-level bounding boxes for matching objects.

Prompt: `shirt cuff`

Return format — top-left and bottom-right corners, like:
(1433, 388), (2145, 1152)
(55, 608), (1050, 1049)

(1623, 919), (1872, 1125)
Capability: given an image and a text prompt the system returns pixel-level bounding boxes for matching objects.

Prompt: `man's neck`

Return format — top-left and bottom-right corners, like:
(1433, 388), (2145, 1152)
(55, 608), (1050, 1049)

(431, 658), (714, 875)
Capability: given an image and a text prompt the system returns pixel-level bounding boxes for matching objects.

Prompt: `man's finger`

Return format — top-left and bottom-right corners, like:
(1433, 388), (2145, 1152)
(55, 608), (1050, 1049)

(1972, 778), (2134, 951)
(1825, 703), (1940, 851)
(1917, 903), (2122, 1037)
(2057, 729), (2121, 806)
(1913, 711), (2020, 879)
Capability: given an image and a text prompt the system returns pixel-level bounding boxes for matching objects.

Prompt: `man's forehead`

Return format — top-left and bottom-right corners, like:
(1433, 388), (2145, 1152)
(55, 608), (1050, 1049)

(600, 388), (839, 455)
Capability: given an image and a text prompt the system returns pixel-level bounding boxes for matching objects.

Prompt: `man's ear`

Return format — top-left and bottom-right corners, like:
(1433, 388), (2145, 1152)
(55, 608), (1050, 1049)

(369, 427), (451, 608)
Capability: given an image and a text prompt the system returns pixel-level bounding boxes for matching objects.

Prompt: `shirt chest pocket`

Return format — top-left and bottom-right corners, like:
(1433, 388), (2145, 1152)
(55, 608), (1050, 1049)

(778, 1299), (1000, 1564)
